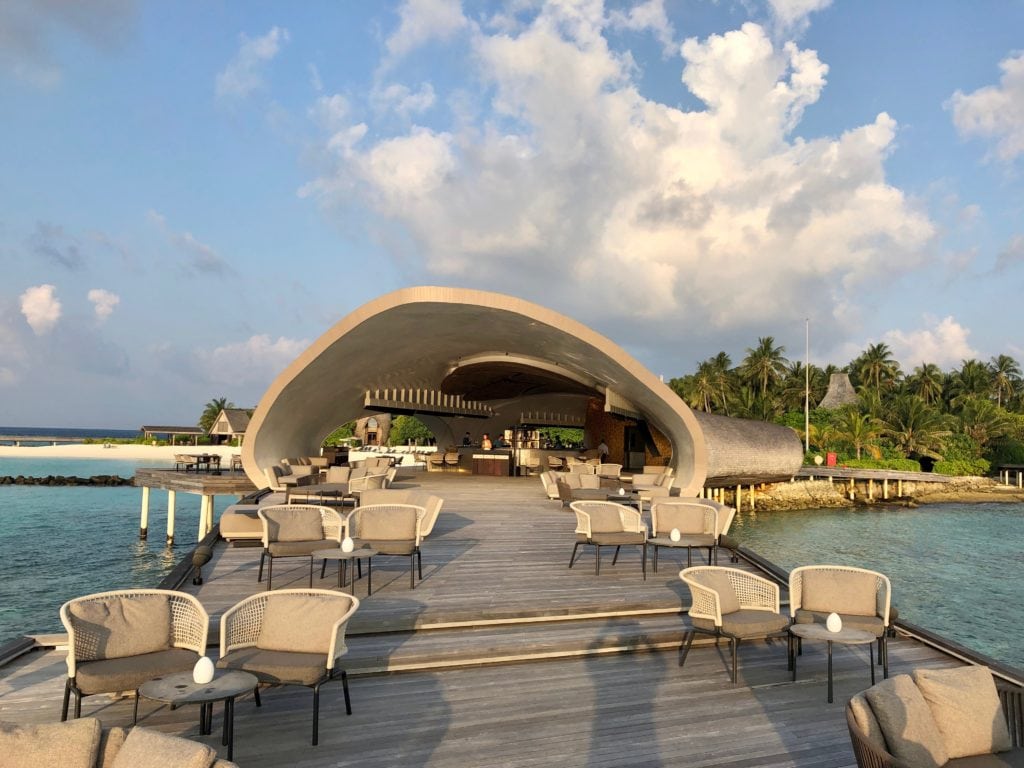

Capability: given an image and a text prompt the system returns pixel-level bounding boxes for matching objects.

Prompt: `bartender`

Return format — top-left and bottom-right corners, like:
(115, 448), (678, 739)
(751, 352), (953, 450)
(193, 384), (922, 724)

(480, 433), (493, 450)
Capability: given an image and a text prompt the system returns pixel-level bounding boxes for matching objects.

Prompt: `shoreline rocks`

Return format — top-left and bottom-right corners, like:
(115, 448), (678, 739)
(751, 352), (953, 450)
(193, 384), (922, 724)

(0, 475), (133, 486)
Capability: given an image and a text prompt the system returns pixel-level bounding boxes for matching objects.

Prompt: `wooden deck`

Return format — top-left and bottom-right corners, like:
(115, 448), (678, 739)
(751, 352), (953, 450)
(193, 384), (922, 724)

(0, 472), (988, 766)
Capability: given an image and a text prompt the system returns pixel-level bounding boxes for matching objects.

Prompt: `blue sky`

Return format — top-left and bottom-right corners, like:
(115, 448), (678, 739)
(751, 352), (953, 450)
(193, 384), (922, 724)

(2, 0), (1023, 429)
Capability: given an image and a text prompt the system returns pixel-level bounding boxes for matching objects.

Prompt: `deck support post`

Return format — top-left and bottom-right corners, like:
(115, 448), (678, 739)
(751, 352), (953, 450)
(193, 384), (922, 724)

(849, 478), (855, 500)
(868, 479), (874, 500)
(883, 479), (889, 500)
(198, 495), (211, 540)
(139, 486), (150, 540)
(898, 479), (903, 497)
(735, 485), (742, 513)
(749, 484), (755, 511)
(166, 493), (176, 546)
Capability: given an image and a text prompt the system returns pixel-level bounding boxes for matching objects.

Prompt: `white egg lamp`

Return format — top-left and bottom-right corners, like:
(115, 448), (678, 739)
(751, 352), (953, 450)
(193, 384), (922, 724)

(826, 612), (843, 633)
(192, 656), (215, 685)
(341, 535), (355, 553)
(670, 528), (681, 542)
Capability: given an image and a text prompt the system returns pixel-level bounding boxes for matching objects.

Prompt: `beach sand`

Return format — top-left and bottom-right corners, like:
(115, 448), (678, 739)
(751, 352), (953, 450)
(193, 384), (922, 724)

(0, 444), (240, 461)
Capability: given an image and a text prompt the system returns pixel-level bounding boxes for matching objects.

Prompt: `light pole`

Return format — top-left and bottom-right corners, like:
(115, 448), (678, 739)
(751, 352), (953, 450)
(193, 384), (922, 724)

(804, 317), (810, 453)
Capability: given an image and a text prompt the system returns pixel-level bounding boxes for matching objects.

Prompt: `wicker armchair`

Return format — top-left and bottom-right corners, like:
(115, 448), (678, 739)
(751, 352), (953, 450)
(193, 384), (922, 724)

(347, 503), (426, 588)
(257, 505), (345, 590)
(649, 500), (719, 571)
(569, 501), (647, 579)
(847, 668), (1024, 767)
(217, 589), (359, 746)
(59, 589), (208, 722)
(680, 566), (790, 683)
(790, 564), (892, 678)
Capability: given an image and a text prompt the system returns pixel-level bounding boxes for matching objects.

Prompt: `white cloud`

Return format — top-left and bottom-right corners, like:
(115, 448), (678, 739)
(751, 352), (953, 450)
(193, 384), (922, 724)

(303, 5), (934, 348)
(215, 26), (289, 100)
(608, 0), (676, 56)
(196, 334), (308, 386)
(147, 210), (232, 275)
(766, 0), (833, 35)
(372, 82), (436, 118)
(88, 288), (120, 320)
(994, 233), (1024, 273)
(948, 52), (1024, 163)
(308, 62), (323, 92)
(883, 316), (977, 369)
(384, 0), (468, 63)
(20, 283), (61, 335)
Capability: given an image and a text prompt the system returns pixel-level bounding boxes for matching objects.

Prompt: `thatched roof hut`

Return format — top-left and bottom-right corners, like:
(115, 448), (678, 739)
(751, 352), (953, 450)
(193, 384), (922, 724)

(692, 411), (803, 485)
(818, 373), (859, 409)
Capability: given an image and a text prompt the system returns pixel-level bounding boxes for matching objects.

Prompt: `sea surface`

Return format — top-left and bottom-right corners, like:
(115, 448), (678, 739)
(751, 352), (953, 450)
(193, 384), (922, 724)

(0, 426), (141, 446)
(0, 456), (239, 640)
(731, 503), (1024, 671)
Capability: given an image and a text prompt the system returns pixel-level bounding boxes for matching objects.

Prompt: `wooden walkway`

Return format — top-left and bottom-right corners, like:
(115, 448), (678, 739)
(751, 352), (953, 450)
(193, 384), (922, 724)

(0, 472), (983, 767)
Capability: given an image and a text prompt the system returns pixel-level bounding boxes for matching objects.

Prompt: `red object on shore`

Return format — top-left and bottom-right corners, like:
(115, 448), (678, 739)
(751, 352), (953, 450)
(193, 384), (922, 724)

(826, 452), (837, 467)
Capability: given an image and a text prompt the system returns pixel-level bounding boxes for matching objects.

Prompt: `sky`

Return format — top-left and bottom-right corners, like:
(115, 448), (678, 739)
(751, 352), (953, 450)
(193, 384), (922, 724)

(2, 0), (1024, 429)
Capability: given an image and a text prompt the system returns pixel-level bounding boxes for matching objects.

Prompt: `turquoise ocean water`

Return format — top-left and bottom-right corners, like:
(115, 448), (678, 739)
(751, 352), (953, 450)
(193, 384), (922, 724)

(0, 457), (240, 640)
(732, 503), (1024, 671)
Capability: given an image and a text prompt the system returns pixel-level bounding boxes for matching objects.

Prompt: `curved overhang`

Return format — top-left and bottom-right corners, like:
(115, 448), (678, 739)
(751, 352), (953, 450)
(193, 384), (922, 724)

(242, 286), (710, 494)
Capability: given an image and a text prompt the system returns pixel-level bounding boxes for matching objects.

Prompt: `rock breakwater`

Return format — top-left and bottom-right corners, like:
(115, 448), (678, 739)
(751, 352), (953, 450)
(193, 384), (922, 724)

(0, 475), (132, 486)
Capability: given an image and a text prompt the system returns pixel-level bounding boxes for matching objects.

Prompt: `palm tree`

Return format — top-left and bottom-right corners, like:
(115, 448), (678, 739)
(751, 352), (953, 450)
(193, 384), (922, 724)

(956, 396), (1012, 449)
(199, 396), (235, 432)
(740, 337), (788, 399)
(907, 363), (944, 405)
(855, 342), (901, 396)
(709, 351), (735, 414)
(949, 359), (992, 409)
(876, 395), (951, 460)
(690, 361), (717, 412)
(990, 354), (1022, 408)
(833, 407), (878, 460)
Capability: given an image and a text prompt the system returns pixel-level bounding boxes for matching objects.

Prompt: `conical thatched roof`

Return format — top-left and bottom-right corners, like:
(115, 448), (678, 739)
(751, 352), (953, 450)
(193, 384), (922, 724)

(818, 373), (859, 409)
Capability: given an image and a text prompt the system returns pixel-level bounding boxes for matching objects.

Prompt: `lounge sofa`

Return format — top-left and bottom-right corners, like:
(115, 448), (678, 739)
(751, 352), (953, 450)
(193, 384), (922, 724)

(847, 665), (1024, 767)
(0, 717), (238, 768)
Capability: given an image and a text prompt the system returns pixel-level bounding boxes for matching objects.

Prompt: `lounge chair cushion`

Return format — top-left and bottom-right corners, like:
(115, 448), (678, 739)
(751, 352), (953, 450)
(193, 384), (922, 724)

(692, 609), (788, 639)
(801, 570), (878, 616)
(75, 649), (199, 694)
(257, 593), (347, 655)
(267, 539), (327, 556)
(353, 507), (418, 540)
(865, 674), (949, 768)
(355, 538), (417, 555)
(109, 726), (217, 768)
(68, 595), (172, 660)
(586, 531), (646, 546)
(913, 666), (1012, 758)
(794, 610), (885, 636)
(0, 717), (101, 768)
(848, 693), (888, 754)
(264, 509), (323, 542)
(697, 570), (740, 615)
(218, 648), (326, 686)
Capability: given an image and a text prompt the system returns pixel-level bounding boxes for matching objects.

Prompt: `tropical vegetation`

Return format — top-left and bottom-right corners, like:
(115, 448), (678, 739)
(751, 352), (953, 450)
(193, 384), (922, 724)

(670, 343), (1024, 475)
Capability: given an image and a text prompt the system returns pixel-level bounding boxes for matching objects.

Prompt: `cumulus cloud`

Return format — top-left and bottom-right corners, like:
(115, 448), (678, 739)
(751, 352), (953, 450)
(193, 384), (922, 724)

(371, 82), (436, 119)
(215, 26), (289, 100)
(384, 0), (468, 63)
(147, 210), (232, 275)
(608, 0), (676, 56)
(20, 284), (61, 335)
(0, 0), (135, 88)
(196, 334), (308, 386)
(883, 316), (976, 369)
(302, 5), (933, 346)
(88, 288), (120, 320)
(766, 0), (833, 36)
(948, 52), (1024, 163)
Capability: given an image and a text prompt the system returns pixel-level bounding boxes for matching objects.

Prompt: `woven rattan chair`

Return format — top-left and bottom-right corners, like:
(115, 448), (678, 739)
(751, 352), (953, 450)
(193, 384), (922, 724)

(680, 566), (790, 683)
(257, 505), (345, 590)
(596, 463), (622, 479)
(59, 589), (209, 723)
(443, 451), (461, 471)
(569, 501), (647, 579)
(217, 589), (358, 746)
(649, 500), (719, 571)
(789, 564), (892, 678)
(346, 503), (425, 588)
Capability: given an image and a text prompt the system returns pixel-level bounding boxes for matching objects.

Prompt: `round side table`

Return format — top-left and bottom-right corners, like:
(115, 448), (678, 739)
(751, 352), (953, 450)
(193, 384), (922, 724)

(314, 546), (378, 595)
(789, 623), (877, 703)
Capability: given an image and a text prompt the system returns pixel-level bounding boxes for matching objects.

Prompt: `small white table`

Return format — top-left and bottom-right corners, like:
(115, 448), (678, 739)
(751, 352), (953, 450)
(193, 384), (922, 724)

(138, 670), (257, 760)
(314, 546), (378, 595)
(789, 623), (876, 703)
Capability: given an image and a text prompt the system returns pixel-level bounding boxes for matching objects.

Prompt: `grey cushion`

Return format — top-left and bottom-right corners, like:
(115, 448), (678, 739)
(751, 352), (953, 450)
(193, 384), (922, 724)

(696, 570), (740, 615)
(257, 593), (354, 655)
(109, 726), (217, 768)
(801, 569), (878, 616)
(262, 509), (323, 542)
(0, 717), (101, 768)
(693, 609), (789, 638)
(267, 539), (327, 556)
(865, 674), (950, 768)
(218, 647), (327, 686)
(75, 648), (199, 694)
(587, 532), (646, 546)
(944, 753), (1024, 767)
(795, 609), (885, 636)
(353, 507), (417, 540)
(354, 537), (417, 555)
(849, 693), (888, 754)
(69, 595), (172, 661)
(913, 666), (1012, 758)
